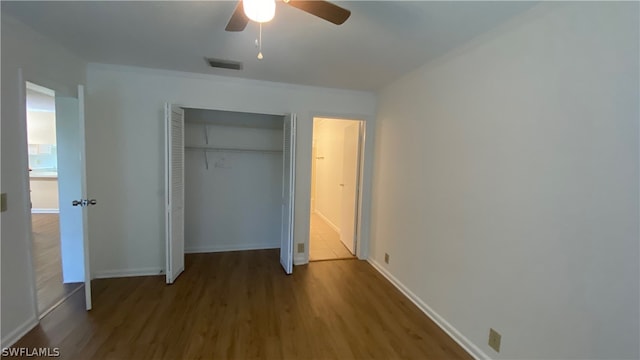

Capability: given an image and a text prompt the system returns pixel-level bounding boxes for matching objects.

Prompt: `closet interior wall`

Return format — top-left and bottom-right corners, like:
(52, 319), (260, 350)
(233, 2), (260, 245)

(183, 108), (284, 253)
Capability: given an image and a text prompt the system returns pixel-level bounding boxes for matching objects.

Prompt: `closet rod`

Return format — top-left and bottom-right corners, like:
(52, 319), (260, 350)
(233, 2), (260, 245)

(185, 146), (282, 154)
(203, 124), (209, 145)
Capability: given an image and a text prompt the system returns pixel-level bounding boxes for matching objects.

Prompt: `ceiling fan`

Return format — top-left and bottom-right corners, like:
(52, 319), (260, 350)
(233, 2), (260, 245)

(225, 0), (351, 32)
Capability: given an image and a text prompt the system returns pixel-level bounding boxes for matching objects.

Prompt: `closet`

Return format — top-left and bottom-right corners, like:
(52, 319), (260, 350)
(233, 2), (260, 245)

(165, 105), (296, 280)
(183, 108), (285, 253)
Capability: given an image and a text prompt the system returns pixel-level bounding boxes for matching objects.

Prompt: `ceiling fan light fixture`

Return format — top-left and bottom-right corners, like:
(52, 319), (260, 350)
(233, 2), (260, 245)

(243, 0), (276, 23)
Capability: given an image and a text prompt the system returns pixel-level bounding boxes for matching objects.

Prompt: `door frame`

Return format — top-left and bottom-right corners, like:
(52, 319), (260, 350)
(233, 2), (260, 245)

(341, 121), (363, 254)
(307, 114), (369, 262)
(19, 73), (92, 317)
(162, 102), (293, 275)
(18, 70), (41, 320)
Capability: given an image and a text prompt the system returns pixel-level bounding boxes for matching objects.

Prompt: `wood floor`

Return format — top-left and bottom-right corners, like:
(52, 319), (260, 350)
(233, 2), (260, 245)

(31, 213), (83, 315)
(12, 250), (471, 360)
(309, 213), (355, 261)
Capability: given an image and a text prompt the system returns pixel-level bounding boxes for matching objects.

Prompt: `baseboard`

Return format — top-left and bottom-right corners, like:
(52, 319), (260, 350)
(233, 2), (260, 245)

(1, 315), (38, 349)
(367, 259), (489, 360)
(39, 284), (84, 320)
(293, 254), (307, 265)
(314, 210), (340, 233)
(31, 209), (59, 214)
(185, 243), (279, 254)
(93, 267), (163, 279)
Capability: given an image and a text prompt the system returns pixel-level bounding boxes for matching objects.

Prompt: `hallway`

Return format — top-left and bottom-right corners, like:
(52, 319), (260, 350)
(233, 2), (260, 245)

(309, 213), (354, 261)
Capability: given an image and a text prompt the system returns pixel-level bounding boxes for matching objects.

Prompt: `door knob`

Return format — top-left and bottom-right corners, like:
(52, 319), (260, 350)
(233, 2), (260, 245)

(72, 199), (97, 207)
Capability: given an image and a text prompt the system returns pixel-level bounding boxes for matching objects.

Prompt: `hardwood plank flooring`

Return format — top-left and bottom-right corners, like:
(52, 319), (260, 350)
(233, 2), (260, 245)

(11, 250), (471, 360)
(31, 214), (83, 315)
(309, 213), (355, 261)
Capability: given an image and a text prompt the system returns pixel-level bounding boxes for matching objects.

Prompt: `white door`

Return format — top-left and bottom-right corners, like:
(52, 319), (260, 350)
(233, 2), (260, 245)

(78, 85), (92, 310)
(54, 85), (92, 310)
(340, 123), (360, 254)
(280, 114), (297, 274)
(165, 104), (185, 284)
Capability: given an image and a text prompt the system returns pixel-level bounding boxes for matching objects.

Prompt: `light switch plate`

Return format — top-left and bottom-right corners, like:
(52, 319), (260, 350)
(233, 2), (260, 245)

(0, 193), (7, 212)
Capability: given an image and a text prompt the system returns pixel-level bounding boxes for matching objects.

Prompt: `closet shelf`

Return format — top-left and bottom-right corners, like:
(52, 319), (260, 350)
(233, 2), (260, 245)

(185, 145), (282, 154)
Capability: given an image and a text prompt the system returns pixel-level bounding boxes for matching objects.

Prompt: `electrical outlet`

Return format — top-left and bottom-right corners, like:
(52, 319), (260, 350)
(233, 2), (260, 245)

(384, 253), (390, 264)
(0, 193), (7, 213)
(297, 243), (304, 253)
(488, 328), (501, 352)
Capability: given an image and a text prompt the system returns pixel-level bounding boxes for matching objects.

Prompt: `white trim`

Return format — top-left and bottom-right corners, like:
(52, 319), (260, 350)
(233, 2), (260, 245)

(93, 267), (163, 279)
(31, 208), (59, 214)
(21, 69), (42, 333)
(293, 254), (306, 265)
(38, 284), (84, 319)
(367, 259), (489, 360)
(314, 209), (340, 233)
(0, 315), (38, 349)
(354, 120), (368, 260)
(185, 243), (279, 254)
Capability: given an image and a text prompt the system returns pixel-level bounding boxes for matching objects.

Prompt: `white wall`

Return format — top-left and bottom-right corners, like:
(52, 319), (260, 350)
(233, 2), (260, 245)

(28, 179), (59, 211)
(26, 111), (56, 144)
(184, 119), (284, 253)
(312, 118), (360, 232)
(85, 64), (376, 276)
(313, 120), (346, 230)
(371, 3), (639, 359)
(185, 123), (283, 152)
(1, 14), (86, 347)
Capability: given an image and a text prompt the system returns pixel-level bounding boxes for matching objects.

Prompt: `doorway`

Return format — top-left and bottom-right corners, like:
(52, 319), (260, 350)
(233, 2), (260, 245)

(25, 81), (89, 316)
(164, 105), (297, 280)
(309, 117), (362, 261)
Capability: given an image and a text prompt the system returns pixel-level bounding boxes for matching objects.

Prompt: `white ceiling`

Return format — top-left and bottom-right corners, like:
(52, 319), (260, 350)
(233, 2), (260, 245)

(2, 1), (536, 91)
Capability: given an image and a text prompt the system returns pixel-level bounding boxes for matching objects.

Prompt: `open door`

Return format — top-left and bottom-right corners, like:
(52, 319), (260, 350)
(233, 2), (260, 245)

(78, 85), (92, 311)
(340, 123), (360, 254)
(55, 85), (92, 310)
(280, 114), (296, 274)
(165, 103), (185, 284)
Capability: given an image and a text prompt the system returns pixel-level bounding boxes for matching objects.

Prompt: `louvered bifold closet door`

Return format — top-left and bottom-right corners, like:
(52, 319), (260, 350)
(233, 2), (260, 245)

(280, 114), (297, 274)
(165, 103), (185, 284)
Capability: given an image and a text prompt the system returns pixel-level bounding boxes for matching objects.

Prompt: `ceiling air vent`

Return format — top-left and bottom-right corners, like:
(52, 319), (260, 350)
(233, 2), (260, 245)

(205, 57), (243, 70)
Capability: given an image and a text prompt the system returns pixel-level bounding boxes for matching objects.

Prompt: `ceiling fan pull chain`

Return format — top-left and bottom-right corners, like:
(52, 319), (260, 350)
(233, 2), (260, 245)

(257, 23), (264, 60)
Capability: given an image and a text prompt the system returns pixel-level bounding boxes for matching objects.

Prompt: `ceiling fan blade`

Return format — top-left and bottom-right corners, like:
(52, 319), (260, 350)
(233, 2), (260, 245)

(225, 1), (249, 32)
(286, 0), (351, 25)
